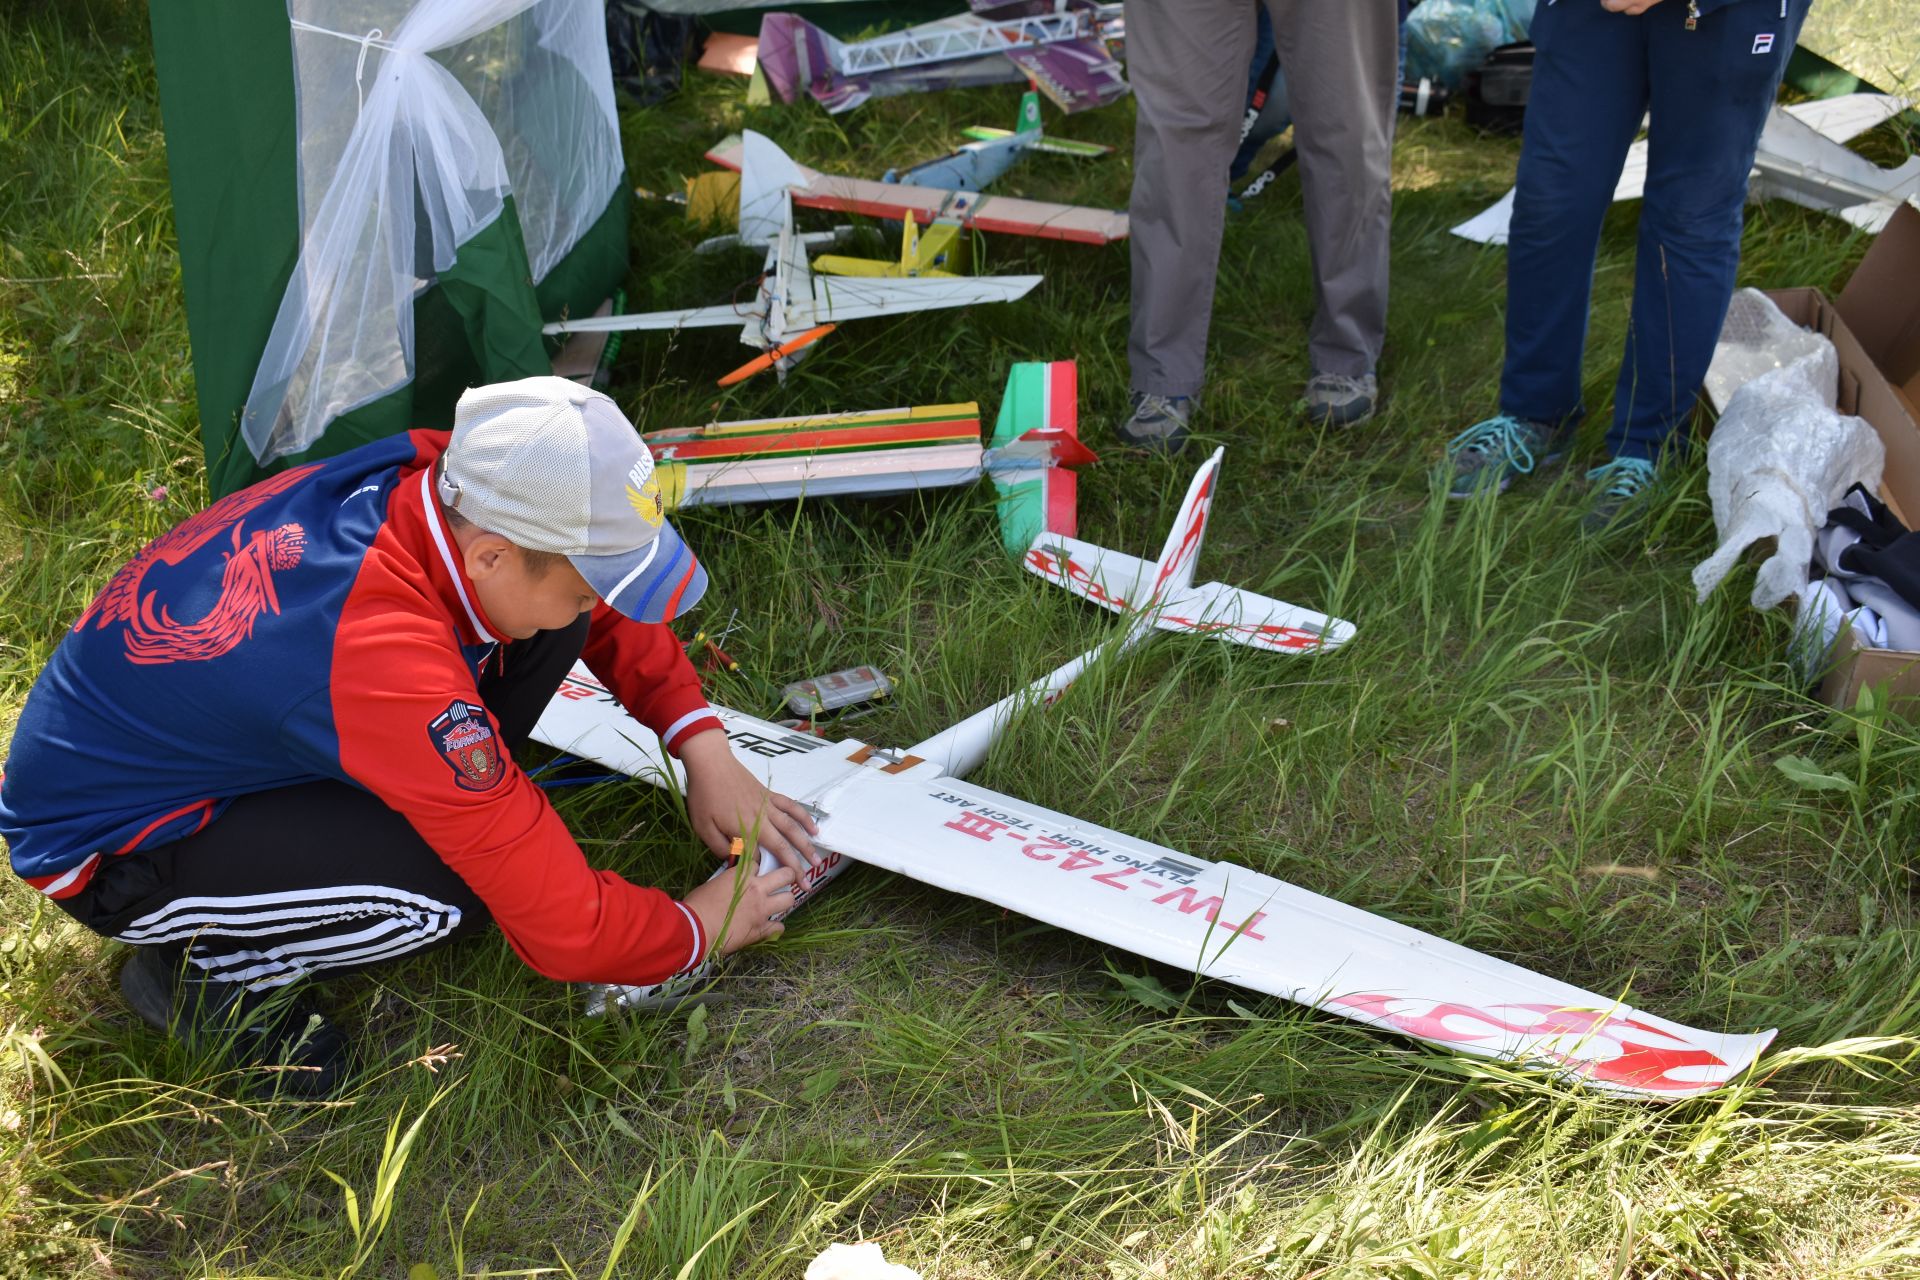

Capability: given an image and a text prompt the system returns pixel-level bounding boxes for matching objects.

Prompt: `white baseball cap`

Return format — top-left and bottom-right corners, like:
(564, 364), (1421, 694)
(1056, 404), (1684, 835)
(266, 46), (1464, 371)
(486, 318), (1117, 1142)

(437, 376), (708, 624)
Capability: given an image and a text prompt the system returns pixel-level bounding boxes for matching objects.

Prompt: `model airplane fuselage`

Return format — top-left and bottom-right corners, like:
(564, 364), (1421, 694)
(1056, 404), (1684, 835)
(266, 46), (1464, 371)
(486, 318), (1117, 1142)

(757, 2), (1128, 116)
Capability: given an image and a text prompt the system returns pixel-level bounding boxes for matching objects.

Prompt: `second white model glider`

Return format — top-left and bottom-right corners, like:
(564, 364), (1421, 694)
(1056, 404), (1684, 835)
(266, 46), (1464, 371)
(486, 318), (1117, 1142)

(532, 452), (1776, 1099)
(1454, 94), (1919, 244)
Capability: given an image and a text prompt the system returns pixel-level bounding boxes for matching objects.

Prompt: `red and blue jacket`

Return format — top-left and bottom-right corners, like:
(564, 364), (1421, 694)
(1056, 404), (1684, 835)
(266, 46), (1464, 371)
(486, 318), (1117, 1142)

(1, 430), (722, 985)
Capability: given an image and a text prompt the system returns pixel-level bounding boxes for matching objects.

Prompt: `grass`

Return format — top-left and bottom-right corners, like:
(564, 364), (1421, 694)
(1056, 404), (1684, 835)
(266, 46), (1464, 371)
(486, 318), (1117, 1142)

(5, 0), (1920, 1275)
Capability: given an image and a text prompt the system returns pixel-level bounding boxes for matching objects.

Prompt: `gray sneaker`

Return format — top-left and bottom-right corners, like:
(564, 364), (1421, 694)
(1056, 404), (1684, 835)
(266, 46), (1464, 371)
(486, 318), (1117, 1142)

(1441, 414), (1572, 499)
(1302, 372), (1378, 426)
(1116, 391), (1194, 454)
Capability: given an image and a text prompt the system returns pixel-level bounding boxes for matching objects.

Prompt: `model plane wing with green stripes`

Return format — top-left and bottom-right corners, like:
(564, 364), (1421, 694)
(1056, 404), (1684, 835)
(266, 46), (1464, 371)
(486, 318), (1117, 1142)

(645, 360), (1093, 557)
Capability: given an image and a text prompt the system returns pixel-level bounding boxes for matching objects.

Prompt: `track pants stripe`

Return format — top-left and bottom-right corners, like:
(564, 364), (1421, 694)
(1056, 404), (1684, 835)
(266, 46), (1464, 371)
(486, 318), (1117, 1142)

(115, 883), (465, 991)
(119, 884), (456, 943)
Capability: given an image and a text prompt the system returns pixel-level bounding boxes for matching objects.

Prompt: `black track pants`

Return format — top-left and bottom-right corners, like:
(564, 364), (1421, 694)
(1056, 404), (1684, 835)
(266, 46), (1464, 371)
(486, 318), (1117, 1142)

(55, 614), (589, 990)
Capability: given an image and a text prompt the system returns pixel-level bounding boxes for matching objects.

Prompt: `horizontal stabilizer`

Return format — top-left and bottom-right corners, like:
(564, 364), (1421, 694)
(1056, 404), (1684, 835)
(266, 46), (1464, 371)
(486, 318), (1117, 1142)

(1025, 448), (1355, 653)
(1152, 580), (1355, 653)
(1024, 534), (1154, 616)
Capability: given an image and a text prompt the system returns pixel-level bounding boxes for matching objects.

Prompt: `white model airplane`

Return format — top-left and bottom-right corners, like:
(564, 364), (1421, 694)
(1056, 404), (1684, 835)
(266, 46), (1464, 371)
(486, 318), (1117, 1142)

(1454, 94), (1919, 244)
(532, 452), (1777, 1099)
(542, 138), (1041, 385)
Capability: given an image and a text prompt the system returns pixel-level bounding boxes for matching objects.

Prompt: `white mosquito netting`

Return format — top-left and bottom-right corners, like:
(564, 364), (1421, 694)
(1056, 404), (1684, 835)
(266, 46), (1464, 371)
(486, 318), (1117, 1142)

(243, 0), (621, 465)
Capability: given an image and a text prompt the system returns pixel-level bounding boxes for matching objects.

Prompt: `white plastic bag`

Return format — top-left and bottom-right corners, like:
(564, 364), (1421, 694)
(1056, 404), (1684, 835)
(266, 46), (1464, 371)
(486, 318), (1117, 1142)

(1702, 288), (1832, 413)
(1692, 340), (1884, 609)
(244, 0), (620, 465)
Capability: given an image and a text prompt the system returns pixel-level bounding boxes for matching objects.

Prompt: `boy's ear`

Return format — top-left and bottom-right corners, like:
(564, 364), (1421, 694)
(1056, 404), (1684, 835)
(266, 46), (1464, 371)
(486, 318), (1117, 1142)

(462, 532), (516, 582)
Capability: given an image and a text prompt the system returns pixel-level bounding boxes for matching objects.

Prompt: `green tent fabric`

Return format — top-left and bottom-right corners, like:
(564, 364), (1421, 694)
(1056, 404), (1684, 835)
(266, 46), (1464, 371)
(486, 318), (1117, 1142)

(150, 1), (630, 497)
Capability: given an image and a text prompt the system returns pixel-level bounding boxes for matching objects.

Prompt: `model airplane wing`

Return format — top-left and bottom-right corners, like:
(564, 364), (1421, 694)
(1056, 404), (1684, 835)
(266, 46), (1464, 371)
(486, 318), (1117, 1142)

(1002, 39), (1131, 114)
(755, 9), (1125, 116)
(542, 303), (752, 336)
(1023, 534), (1356, 654)
(813, 761), (1773, 1098)
(791, 271), (1042, 327)
(645, 404), (985, 509)
(1453, 94), (1916, 244)
(710, 133), (1130, 246)
(963, 126), (1115, 159)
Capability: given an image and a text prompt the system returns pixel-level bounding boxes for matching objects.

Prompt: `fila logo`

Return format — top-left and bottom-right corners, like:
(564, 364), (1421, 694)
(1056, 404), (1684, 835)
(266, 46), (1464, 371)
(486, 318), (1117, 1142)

(1753, 33), (1776, 54)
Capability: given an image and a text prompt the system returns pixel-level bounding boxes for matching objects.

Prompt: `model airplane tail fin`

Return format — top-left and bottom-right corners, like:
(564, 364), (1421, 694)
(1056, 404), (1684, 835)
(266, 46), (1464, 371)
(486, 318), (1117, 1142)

(1015, 88), (1043, 136)
(739, 130), (809, 246)
(899, 215), (920, 272)
(987, 360), (1091, 556)
(1147, 447), (1223, 603)
(755, 14), (846, 105)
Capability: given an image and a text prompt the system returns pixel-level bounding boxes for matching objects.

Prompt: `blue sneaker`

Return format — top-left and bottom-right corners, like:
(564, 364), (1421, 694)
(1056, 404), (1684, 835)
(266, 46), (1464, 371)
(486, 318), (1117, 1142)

(1441, 415), (1570, 499)
(1581, 456), (1657, 532)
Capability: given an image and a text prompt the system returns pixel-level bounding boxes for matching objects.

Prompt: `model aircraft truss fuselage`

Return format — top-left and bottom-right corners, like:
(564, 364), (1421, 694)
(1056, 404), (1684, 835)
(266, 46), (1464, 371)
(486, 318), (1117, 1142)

(839, 13), (1095, 76)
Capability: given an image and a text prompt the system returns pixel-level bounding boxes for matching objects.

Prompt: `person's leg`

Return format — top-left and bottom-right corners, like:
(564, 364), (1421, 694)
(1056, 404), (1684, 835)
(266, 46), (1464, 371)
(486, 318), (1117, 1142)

(1266, 0), (1397, 390)
(1444, 0), (1650, 498)
(65, 614), (590, 994)
(1607, 0), (1809, 464)
(1497, 1), (1650, 430)
(1126, 0), (1259, 415)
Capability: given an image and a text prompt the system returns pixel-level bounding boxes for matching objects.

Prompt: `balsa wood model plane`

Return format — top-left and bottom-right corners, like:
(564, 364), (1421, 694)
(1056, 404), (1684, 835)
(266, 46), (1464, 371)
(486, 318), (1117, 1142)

(543, 137), (1043, 385)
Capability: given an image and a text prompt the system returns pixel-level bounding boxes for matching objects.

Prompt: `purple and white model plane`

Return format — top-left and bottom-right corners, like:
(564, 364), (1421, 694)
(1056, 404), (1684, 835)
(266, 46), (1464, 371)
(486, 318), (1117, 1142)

(758, 1), (1129, 116)
(533, 450), (1778, 1100)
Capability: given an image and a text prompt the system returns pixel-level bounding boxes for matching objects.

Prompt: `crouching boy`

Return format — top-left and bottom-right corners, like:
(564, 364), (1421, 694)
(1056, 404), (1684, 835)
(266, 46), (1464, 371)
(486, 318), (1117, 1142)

(1, 377), (816, 1094)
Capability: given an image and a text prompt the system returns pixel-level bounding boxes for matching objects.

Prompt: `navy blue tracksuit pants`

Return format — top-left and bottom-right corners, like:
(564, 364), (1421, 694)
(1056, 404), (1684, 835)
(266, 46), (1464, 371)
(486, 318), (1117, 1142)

(1501, 0), (1810, 462)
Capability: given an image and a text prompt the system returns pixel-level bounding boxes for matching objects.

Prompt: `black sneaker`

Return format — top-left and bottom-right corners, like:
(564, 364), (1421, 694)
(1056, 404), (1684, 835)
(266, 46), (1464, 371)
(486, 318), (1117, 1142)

(1115, 391), (1194, 455)
(119, 945), (352, 1097)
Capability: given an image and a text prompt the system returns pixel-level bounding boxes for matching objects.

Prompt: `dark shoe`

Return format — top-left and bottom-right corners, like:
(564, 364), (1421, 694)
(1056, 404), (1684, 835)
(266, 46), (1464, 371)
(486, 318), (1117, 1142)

(1302, 372), (1378, 426)
(1581, 456), (1658, 533)
(1116, 391), (1194, 455)
(1441, 414), (1571, 499)
(120, 945), (352, 1097)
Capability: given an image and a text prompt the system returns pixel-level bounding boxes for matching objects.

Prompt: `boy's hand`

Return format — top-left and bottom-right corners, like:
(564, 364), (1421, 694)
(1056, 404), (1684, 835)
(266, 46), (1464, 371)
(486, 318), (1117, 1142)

(1601, 0), (1665, 13)
(683, 855), (798, 957)
(678, 727), (820, 875)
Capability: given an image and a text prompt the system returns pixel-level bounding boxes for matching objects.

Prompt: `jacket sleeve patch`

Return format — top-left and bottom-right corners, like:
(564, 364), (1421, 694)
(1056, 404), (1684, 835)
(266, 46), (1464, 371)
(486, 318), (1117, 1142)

(427, 699), (506, 792)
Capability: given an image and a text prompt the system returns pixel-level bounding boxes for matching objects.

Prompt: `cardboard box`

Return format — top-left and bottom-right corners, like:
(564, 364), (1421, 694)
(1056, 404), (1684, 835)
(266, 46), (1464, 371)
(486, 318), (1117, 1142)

(1789, 203), (1920, 710)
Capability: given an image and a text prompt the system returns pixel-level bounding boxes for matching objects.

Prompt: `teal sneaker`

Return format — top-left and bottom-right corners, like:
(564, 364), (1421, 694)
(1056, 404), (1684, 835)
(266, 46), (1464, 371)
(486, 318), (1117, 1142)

(1441, 415), (1570, 498)
(1581, 456), (1657, 533)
